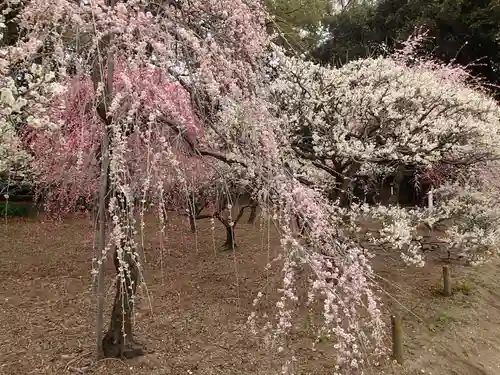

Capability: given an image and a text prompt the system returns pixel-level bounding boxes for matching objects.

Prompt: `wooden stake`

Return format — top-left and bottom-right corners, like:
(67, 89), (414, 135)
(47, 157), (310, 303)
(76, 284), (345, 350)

(427, 187), (434, 211)
(443, 265), (452, 296)
(391, 314), (403, 364)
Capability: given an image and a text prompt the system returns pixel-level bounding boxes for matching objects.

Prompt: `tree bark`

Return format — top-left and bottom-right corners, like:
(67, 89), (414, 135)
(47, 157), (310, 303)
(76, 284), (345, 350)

(223, 223), (235, 249)
(102, 246), (143, 359)
(247, 203), (257, 224)
(389, 164), (405, 205)
(95, 128), (109, 359)
(93, 28), (114, 361)
(215, 213), (236, 250)
(215, 205), (249, 250)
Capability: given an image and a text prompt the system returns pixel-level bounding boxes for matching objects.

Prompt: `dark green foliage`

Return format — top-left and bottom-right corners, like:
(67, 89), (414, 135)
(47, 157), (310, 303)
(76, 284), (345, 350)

(315, 0), (500, 98)
(264, 0), (331, 53)
(0, 1), (27, 47)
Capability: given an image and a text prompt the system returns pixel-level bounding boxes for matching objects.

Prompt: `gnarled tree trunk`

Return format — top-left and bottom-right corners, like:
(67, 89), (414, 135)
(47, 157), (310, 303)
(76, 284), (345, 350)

(215, 204), (250, 250)
(223, 223), (235, 249)
(215, 212), (237, 250)
(247, 203), (257, 224)
(102, 242), (143, 358)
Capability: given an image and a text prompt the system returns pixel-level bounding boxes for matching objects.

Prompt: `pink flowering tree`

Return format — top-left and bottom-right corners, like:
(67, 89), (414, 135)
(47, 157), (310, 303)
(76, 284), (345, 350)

(1, 0), (386, 371)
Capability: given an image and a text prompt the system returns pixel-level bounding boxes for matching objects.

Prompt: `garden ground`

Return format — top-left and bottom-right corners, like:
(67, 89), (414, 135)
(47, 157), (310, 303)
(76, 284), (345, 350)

(1, 212), (500, 375)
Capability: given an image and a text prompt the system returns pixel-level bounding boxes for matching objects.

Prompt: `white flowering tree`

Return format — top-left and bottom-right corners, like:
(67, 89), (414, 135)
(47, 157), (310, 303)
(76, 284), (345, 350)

(269, 37), (500, 266)
(272, 42), (500, 201)
(0, 2), (32, 194)
(0, 0), (386, 371)
(0, 90), (31, 195)
(357, 166), (500, 267)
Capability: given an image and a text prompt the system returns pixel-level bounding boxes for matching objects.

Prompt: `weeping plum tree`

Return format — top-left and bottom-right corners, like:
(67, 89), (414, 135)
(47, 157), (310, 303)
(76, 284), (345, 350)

(1, 0), (387, 370)
(1, 0), (272, 359)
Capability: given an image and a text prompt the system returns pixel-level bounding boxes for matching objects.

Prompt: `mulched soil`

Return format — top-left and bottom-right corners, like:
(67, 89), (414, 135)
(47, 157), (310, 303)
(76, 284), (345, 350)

(1, 213), (499, 375)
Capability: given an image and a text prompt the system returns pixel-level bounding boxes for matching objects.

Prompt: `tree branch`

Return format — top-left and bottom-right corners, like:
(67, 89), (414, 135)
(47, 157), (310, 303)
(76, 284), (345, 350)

(161, 116), (246, 166)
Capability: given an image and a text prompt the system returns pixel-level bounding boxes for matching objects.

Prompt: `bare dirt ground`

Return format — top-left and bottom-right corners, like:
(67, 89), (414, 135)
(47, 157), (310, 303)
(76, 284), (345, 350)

(1, 212), (500, 375)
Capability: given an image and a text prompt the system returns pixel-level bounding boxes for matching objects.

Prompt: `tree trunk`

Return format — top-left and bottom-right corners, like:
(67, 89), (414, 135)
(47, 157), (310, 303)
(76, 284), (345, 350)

(95, 131), (109, 359)
(189, 214), (196, 233)
(215, 204), (250, 250)
(389, 164), (405, 205)
(247, 204), (257, 224)
(338, 162), (361, 206)
(92, 0), (123, 360)
(102, 247), (143, 359)
(223, 224), (235, 250)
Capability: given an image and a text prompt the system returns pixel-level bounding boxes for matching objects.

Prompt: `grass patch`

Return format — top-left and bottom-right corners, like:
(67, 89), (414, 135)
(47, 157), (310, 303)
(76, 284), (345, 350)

(430, 275), (476, 297)
(453, 278), (476, 296)
(428, 311), (456, 333)
(0, 202), (34, 217)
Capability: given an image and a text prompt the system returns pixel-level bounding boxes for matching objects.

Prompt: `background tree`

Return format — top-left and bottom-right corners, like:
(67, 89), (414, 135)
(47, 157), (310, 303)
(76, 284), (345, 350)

(270, 37), (500, 266)
(314, 0), (500, 98)
(264, 0), (331, 53)
(188, 173), (256, 249)
(273, 40), (500, 205)
(264, 0), (378, 55)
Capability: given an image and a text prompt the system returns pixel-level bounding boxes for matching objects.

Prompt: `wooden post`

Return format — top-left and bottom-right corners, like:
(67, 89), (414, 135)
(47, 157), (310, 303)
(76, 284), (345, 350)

(427, 187), (434, 211)
(442, 265), (452, 296)
(391, 314), (403, 364)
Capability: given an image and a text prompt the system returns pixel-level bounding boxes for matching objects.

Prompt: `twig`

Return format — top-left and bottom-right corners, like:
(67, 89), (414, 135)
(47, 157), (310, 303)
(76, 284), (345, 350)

(68, 366), (86, 374)
(64, 351), (92, 371)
